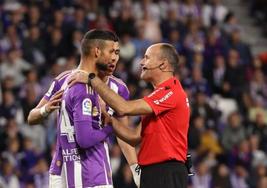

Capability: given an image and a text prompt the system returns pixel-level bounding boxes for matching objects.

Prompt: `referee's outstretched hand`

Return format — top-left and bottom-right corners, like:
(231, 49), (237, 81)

(68, 70), (89, 88)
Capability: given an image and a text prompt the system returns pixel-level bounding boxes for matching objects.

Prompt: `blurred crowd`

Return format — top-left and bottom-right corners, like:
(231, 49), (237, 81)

(0, 0), (267, 188)
(248, 0), (267, 36)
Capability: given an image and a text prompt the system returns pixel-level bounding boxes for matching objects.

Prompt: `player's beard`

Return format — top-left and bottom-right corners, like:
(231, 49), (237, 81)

(96, 61), (108, 72)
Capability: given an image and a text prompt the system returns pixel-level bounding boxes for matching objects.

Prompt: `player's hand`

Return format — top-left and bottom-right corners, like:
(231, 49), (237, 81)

(101, 109), (112, 127)
(45, 89), (64, 113)
(130, 163), (141, 188)
(99, 97), (112, 127)
(67, 70), (89, 88)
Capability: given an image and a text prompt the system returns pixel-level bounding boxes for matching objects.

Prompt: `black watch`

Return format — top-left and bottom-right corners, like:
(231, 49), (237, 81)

(88, 73), (96, 86)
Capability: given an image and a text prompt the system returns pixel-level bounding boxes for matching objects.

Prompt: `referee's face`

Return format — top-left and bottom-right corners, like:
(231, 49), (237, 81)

(140, 45), (161, 81)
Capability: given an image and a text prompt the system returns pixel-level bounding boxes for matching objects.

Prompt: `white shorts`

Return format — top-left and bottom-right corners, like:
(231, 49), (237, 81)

(49, 173), (67, 188)
(49, 170), (113, 188)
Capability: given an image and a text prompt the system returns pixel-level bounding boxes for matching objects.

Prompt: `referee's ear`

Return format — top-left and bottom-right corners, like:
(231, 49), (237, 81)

(160, 59), (168, 70)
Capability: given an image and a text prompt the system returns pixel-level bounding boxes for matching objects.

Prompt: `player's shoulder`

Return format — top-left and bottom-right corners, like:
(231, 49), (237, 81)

(55, 70), (73, 81)
(108, 75), (128, 89)
(68, 83), (94, 98)
(69, 83), (87, 91)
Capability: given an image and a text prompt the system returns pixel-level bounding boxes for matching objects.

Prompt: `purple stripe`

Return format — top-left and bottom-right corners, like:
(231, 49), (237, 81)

(67, 162), (75, 188)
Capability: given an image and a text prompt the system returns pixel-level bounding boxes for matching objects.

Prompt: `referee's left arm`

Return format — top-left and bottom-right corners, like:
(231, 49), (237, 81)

(111, 118), (142, 147)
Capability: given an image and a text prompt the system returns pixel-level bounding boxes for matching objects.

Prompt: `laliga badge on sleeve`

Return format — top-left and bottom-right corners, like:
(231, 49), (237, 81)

(82, 98), (92, 115)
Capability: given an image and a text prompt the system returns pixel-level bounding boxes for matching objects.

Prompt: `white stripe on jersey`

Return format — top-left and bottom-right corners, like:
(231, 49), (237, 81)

(61, 164), (67, 188)
(102, 159), (108, 185)
(60, 70), (73, 91)
(63, 162), (69, 188)
(60, 101), (75, 143)
(104, 142), (112, 184)
(74, 161), (83, 187)
(107, 82), (119, 115)
(45, 81), (56, 97)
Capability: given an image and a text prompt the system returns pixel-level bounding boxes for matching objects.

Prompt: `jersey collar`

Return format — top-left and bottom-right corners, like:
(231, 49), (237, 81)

(155, 76), (177, 89)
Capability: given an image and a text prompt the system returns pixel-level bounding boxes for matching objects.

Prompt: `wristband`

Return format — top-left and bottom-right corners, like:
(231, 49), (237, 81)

(88, 73), (96, 86)
(40, 105), (49, 117)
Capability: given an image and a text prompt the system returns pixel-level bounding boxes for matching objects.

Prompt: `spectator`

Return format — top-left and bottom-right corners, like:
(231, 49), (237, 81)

(188, 115), (204, 151)
(191, 91), (219, 128)
(2, 137), (23, 170)
(249, 134), (267, 167)
(0, 159), (20, 188)
(119, 34), (136, 63)
(211, 163), (233, 188)
(178, 0), (201, 23)
(137, 10), (162, 43)
(183, 67), (211, 96)
(70, 6), (89, 34)
(223, 49), (246, 100)
(250, 163), (267, 188)
(24, 5), (46, 29)
(22, 26), (46, 66)
(0, 90), (24, 126)
(0, 48), (31, 87)
(113, 6), (136, 37)
(226, 28), (252, 65)
(204, 26), (224, 73)
(45, 28), (67, 64)
(247, 113), (267, 151)
(249, 69), (267, 108)
(221, 112), (246, 152)
(165, 29), (184, 55)
(20, 137), (39, 184)
(32, 158), (49, 188)
(230, 164), (249, 188)
(202, 0), (229, 27)
(198, 126), (223, 156)
(211, 54), (226, 94)
(160, 7), (186, 40)
(0, 25), (22, 53)
(190, 160), (212, 188)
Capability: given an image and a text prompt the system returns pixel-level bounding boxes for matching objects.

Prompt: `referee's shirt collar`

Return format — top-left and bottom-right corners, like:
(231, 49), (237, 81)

(155, 76), (177, 90)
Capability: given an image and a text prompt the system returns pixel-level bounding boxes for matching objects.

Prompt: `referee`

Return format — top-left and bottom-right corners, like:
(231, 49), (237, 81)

(71, 43), (190, 188)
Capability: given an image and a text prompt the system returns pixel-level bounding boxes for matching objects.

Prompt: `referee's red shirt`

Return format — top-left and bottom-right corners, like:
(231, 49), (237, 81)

(139, 77), (190, 166)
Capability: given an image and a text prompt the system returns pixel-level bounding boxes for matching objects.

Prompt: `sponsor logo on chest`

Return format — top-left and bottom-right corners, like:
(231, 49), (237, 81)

(153, 91), (173, 105)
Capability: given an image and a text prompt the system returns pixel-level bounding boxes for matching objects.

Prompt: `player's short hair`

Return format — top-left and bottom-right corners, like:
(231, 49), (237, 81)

(159, 43), (180, 73)
(81, 29), (119, 57)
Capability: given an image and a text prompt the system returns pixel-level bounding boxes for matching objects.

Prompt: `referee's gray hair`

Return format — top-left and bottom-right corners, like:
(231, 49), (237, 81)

(158, 43), (180, 73)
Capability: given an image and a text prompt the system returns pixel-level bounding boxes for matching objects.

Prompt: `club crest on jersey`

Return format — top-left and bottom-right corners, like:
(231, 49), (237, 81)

(56, 160), (62, 167)
(92, 106), (99, 116)
(82, 98), (92, 115)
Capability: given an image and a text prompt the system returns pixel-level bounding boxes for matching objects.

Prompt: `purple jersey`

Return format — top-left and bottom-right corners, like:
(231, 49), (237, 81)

(44, 70), (72, 176)
(105, 76), (130, 116)
(43, 72), (129, 187)
(59, 77), (129, 188)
